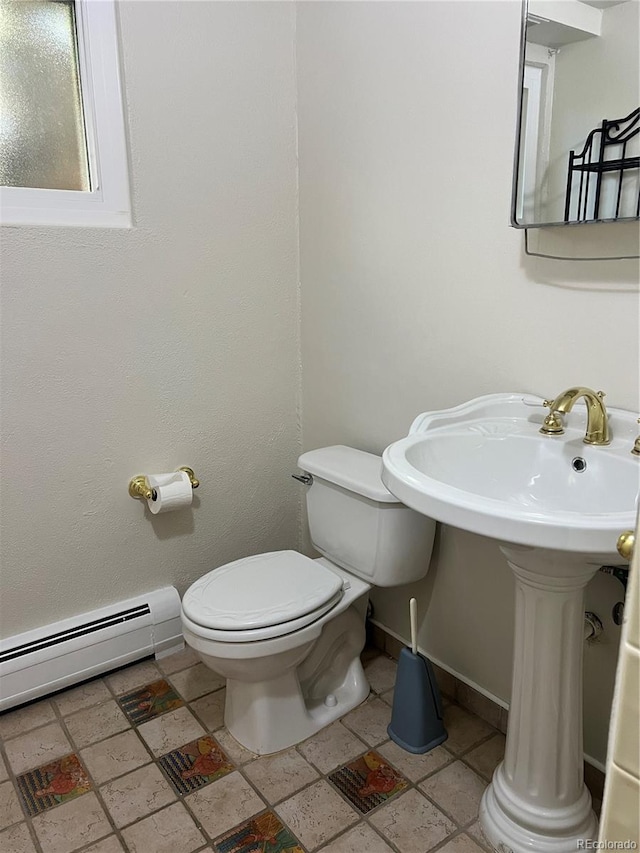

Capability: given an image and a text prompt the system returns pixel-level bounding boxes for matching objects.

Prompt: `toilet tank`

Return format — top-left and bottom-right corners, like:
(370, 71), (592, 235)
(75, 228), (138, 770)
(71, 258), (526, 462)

(297, 446), (436, 587)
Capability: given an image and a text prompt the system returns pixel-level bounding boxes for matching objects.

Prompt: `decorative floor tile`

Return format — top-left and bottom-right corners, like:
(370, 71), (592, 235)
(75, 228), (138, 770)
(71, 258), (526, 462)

(158, 735), (234, 794)
(15, 754), (91, 817)
(214, 810), (303, 853)
(118, 679), (183, 725)
(328, 751), (407, 814)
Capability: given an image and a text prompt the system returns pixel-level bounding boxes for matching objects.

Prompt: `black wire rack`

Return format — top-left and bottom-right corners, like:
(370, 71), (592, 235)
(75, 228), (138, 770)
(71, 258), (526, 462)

(564, 107), (640, 223)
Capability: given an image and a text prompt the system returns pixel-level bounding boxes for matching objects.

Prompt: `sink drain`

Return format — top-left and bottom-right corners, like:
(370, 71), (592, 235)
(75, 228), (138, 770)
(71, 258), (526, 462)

(571, 457), (587, 473)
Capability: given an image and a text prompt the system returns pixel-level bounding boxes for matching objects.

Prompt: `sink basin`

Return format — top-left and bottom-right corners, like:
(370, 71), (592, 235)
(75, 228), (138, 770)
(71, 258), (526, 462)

(382, 393), (639, 853)
(382, 393), (638, 559)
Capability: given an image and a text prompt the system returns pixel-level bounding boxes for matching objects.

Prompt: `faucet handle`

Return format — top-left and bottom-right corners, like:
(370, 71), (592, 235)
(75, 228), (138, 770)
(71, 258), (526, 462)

(632, 418), (640, 457)
(540, 400), (565, 435)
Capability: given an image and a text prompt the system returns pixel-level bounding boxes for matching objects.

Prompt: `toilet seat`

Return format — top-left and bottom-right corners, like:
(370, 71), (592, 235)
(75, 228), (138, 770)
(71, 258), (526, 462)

(182, 551), (346, 642)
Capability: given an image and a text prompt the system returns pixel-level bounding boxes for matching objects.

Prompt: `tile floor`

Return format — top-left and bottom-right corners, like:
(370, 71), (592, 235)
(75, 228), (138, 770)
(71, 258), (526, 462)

(0, 646), (508, 853)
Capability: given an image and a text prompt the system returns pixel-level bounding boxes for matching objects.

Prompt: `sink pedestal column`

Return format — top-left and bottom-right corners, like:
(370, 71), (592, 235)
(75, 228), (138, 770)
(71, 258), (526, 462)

(479, 547), (598, 853)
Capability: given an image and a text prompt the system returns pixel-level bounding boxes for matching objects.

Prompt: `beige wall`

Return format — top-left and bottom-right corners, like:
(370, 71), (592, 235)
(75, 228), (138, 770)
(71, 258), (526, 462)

(0, 2), (301, 637)
(296, 0), (639, 765)
(1, 0), (637, 770)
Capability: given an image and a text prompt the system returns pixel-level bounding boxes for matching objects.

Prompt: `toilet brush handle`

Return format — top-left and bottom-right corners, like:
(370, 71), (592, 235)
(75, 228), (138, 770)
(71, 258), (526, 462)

(409, 598), (418, 656)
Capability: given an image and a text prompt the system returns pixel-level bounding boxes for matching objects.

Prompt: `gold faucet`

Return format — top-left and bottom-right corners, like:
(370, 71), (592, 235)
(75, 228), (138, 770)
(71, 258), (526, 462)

(540, 387), (610, 446)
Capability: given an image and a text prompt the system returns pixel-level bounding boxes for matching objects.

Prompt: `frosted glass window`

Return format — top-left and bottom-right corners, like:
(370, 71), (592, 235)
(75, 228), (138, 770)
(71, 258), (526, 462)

(0, 0), (89, 190)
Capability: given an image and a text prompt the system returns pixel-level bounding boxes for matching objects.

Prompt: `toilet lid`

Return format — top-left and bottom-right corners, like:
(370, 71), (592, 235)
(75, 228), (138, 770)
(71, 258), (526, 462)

(182, 551), (344, 631)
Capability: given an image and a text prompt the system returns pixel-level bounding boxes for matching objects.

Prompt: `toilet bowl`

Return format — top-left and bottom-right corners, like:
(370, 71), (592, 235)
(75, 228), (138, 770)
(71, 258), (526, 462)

(181, 445), (436, 755)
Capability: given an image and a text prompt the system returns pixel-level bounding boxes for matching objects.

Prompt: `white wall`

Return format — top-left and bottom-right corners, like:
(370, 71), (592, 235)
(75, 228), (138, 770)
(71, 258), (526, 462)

(0, 2), (301, 637)
(296, 0), (639, 765)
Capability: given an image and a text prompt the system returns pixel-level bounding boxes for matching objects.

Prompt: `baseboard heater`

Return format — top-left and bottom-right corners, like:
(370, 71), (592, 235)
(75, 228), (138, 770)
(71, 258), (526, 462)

(0, 587), (183, 712)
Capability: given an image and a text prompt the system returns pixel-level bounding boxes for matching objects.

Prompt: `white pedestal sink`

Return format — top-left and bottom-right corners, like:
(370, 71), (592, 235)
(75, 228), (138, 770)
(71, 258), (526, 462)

(382, 393), (638, 853)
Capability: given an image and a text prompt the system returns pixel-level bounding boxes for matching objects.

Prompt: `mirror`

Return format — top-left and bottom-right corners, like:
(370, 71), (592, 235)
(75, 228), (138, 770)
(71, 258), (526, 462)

(512, 0), (640, 227)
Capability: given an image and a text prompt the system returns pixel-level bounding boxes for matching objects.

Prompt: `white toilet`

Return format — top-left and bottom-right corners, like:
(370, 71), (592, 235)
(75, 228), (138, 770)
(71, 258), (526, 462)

(181, 445), (436, 755)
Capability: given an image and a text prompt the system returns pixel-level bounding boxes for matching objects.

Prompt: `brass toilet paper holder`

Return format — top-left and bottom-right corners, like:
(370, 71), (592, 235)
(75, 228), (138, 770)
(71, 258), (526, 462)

(128, 467), (200, 501)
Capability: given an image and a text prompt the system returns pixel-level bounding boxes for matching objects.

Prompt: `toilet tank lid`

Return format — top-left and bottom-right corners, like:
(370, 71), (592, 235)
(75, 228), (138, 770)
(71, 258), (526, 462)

(297, 445), (400, 504)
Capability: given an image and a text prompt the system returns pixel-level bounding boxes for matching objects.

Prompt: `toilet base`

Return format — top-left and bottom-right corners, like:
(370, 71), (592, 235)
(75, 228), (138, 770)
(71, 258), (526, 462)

(224, 604), (370, 754)
(226, 655), (369, 754)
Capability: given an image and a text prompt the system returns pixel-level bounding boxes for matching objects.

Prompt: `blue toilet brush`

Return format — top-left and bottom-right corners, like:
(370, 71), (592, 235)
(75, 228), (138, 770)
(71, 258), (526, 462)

(387, 597), (448, 754)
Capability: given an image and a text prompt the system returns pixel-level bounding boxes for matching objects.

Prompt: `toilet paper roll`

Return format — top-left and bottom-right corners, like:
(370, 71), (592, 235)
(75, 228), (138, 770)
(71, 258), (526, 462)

(146, 471), (193, 515)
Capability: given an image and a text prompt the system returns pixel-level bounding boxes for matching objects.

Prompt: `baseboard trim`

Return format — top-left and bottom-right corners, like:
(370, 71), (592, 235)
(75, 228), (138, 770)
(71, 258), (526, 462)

(367, 618), (606, 795)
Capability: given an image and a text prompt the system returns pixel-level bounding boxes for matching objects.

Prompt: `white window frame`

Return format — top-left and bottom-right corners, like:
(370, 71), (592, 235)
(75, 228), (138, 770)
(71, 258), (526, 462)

(517, 43), (556, 223)
(0, 0), (131, 228)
